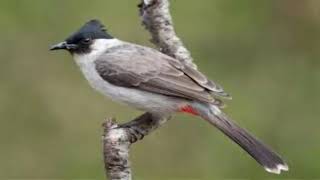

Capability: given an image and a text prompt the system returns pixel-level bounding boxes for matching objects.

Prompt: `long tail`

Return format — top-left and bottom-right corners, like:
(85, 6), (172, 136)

(191, 103), (289, 174)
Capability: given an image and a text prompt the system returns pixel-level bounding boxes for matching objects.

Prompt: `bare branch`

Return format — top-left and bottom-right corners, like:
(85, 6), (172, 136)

(103, 119), (131, 180)
(139, 0), (197, 69)
(103, 114), (170, 180)
(103, 0), (195, 179)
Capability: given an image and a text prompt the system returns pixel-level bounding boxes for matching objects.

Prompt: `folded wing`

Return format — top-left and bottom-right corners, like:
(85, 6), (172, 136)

(95, 43), (230, 104)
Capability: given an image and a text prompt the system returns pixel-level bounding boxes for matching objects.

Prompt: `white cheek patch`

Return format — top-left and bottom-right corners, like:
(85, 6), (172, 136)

(90, 39), (122, 52)
(74, 38), (122, 63)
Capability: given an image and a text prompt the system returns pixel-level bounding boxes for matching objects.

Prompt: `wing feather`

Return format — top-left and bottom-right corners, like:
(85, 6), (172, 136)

(95, 43), (230, 104)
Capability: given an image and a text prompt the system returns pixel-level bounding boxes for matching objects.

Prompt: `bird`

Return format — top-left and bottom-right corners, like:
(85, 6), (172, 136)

(50, 19), (289, 174)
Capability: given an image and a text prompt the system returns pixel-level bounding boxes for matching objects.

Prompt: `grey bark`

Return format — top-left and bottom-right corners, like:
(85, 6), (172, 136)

(139, 0), (197, 69)
(103, 0), (195, 179)
(102, 114), (169, 180)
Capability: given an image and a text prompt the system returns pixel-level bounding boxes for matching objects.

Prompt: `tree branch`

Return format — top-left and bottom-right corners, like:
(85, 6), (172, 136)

(139, 0), (197, 69)
(102, 0), (195, 179)
(102, 113), (169, 180)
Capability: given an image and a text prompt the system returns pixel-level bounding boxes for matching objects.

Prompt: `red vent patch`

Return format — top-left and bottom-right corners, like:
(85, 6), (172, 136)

(179, 105), (199, 116)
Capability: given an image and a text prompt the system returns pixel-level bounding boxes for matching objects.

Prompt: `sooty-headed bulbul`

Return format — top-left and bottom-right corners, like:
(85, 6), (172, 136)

(50, 19), (288, 174)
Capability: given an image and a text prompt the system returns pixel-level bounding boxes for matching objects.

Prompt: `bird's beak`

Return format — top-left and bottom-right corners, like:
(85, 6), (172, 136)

(50, 41), (77, 51)
(50, 41), (67, 51)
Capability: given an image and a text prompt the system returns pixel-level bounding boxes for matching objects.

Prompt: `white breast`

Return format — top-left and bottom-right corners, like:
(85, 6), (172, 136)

(72, 39), (182, 113)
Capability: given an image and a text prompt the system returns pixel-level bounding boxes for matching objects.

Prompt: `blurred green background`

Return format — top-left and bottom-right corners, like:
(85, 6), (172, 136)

(1, 0), (319, 179)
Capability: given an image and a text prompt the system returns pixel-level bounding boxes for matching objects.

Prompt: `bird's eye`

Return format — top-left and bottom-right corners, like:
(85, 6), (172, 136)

(82, 38), (91, 44)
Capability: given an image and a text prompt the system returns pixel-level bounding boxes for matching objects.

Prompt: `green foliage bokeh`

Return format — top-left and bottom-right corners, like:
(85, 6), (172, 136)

(0, 0), (319, 179)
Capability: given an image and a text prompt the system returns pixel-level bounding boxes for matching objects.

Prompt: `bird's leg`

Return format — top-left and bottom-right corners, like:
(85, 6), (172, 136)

(118, 112), (171, 143)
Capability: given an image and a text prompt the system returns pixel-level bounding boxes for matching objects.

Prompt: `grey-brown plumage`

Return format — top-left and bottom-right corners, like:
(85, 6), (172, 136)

(94, 43), (288, 173)
(193, 103), (289, 174)
(95, 43), (229, 105)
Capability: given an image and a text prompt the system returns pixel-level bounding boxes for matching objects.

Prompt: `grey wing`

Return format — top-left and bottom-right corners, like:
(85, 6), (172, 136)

(95, 44), (229, 104)
(164, 53), (231, 98)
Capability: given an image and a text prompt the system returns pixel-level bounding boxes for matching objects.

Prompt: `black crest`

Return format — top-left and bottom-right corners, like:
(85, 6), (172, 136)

(66, 19), (113, 44)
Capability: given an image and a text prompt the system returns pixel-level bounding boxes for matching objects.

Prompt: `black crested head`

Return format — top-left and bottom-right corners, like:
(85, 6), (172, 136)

(66, 19), (113, 54)
(66, 19), (113, 43)
(50, 19), (113, 54)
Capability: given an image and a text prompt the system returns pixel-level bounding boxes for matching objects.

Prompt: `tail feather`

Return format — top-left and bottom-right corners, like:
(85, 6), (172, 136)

(193, 103), (289, 174)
